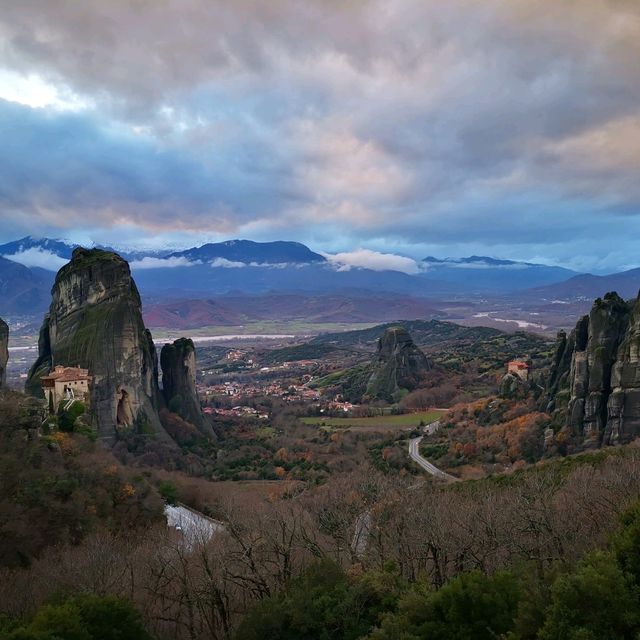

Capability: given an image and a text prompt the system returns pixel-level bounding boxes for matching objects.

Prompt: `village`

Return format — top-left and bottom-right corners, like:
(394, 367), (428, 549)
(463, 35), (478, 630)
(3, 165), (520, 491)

(198, 375), (357, 420)
(193, 342), (364, 419)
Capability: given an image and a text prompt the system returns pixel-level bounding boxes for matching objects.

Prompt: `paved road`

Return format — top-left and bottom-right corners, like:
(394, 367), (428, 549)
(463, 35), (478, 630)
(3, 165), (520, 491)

(408, 435), (458, 482)
(165, 503), (225, 549)
(353, 417), (455, 556)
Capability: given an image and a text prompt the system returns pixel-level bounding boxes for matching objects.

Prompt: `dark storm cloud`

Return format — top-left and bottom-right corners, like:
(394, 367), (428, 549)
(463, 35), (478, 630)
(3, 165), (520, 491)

(0, 99), (300, 233)
(0, 0), (639, 268)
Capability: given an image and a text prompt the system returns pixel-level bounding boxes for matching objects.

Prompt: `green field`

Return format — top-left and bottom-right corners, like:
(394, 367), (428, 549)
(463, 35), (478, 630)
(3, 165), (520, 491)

(301, 410), (444, 430)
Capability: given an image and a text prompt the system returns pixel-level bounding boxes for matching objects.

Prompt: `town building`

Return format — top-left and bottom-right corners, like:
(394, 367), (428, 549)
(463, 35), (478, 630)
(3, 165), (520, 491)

(507, 360), (530, 381)
(41, 365), (92, 409)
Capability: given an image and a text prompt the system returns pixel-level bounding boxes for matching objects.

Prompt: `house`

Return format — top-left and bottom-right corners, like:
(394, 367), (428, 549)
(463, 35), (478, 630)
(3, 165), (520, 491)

(41, 365), (92, 409)
(507, 360), (530, 381)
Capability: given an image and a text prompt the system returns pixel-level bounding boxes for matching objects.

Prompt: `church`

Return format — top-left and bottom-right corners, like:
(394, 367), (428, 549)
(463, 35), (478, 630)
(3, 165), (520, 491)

(41, 365), (92, 410)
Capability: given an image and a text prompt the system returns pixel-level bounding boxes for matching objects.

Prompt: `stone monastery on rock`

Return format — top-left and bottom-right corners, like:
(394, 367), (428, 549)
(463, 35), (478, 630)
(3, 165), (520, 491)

(41, 365), (92, 407)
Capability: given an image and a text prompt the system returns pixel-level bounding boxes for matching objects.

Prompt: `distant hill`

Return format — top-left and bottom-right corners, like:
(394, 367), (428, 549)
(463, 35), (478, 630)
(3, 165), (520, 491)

(313, 319), (503, 349)
(143, 293), (441, 328)
(0, 256), (53, 315)
(133, 258), (446, 298)
(168, 239), (326, 265)
(143, 299), (246, 328)
(524, 268), (640, 301)
(0, 236), (77, 260)
(312, 319), (552, 373)
(419, 256), (578, 292)
(262, 342), (346, 364)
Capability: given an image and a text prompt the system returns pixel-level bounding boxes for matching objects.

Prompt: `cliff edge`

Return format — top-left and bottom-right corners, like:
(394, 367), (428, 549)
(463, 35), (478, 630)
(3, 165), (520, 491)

(545, 291), (640, 446)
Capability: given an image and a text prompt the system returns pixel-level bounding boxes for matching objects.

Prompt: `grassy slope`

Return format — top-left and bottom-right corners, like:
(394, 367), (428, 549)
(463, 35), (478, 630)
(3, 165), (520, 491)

(312, 319), (503, 348)
(301, 410), (444, 429)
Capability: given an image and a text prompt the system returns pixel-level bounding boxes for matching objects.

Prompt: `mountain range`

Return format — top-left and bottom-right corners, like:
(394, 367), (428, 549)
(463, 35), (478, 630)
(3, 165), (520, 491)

(420, 256), (578, 291)
(1, 236), (639, 319)
(525, 269), (640, 301)
(0, 255), (54, 314)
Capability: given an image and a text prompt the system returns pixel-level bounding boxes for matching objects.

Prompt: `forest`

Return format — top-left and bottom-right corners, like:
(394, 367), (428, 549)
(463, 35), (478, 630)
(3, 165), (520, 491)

(2, 388), (640, 639)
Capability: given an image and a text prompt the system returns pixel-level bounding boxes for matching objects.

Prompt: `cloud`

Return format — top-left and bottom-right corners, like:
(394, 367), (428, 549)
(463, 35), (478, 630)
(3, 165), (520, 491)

(0, 1), (639, 269)
(436, 259), (530, 270)
(210, 257), (246, 268)
(1, 247), (68, 271)
(209, 258), (294, 268)
(324, 249), (421, 275)
(451, 262), (529, 270)
(130, 256), (197, 269)
(450, 262), (529, 270)
(0, 99), (292, 235)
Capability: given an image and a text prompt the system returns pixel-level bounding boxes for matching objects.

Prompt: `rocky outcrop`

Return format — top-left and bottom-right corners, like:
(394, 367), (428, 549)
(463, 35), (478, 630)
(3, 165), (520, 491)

(545, 291), (640, 446)
(0, 317), (8, 388)
(499, 372), (528, 400)
(364, 326), (433, 402)
(26, 248), (170, 442)
(161, 338), (213, 437)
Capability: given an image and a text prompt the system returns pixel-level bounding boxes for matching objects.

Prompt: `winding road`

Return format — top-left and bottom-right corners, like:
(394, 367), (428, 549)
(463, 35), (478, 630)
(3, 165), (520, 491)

(408, 421), (458, 482)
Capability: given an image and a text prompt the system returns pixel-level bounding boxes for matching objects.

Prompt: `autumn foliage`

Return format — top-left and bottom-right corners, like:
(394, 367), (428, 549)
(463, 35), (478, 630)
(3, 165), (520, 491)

(432, 396), (551, 469)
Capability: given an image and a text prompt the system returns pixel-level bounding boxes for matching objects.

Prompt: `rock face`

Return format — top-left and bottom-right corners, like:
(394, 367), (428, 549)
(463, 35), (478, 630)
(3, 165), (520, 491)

(545, 291), (640, 445)
(26, 248), (169, 441)
(0, 317), (8, 388)
(365, 326), (432, 402)
(161, 338), (213, 437)
(499, 372), (528, 400)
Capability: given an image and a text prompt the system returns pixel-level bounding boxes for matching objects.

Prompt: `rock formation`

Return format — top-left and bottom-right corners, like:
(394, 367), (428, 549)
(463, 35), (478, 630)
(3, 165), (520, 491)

(161, 337), (213, 437)
(0, 317), (8, 388)
(26, 248), (170, 442)
(364, 326), (433, 402)
(545, 291), (640, 445)
(499, 372), (528, 400)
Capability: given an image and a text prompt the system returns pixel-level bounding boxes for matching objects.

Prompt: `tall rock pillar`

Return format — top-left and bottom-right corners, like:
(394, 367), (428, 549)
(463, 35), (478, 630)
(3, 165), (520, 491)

(161, 337), (214, 437)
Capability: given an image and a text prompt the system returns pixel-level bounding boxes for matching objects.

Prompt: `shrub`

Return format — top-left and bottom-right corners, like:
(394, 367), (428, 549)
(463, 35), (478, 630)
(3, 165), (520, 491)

(58, 402), (86, 433)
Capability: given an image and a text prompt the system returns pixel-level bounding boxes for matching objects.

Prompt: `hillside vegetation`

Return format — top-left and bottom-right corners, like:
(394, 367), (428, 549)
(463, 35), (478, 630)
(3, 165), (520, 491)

(2, 434), (640, 638)
(0, 391), (164, 567)
(313, 319), (552, 373)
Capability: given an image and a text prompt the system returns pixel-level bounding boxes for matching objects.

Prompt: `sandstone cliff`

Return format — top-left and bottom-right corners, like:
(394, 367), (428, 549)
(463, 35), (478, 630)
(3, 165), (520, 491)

(161, 337), (213, 437)
(499, 372), (528, 400)
(545, 291), (640, 445)
(0, 317), (8, 388)
(364, 326), (433, 402)
(26, 248), (170, 441)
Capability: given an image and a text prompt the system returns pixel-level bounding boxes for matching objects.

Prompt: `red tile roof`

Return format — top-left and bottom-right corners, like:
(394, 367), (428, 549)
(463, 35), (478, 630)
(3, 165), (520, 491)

(41, 366), (92, 383)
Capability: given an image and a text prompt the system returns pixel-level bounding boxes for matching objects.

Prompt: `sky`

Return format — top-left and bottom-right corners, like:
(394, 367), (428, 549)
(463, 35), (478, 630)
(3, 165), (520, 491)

(0, 0), (639, 273)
